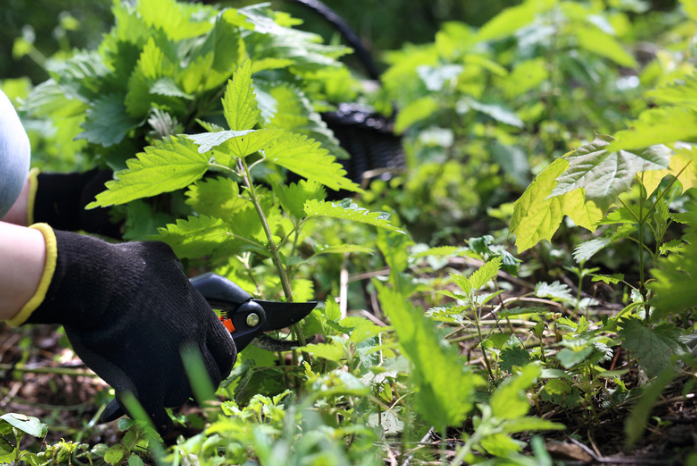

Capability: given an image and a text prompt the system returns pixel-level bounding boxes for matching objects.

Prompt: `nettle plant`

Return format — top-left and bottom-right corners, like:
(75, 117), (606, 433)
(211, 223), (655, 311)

(89, 58), (401, 320)
(23, 0), (361, 239)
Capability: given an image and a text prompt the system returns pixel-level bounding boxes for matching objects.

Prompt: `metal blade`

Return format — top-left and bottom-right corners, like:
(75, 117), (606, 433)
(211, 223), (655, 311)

(254, 300), (317, 331)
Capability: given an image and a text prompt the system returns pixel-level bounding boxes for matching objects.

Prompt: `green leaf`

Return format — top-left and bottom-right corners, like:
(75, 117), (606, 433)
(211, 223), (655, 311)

(549, 137), (671, 212)
(125, 38), (178, 118)
(458, 97), (524, 128)
(305, 199), (404, 232)
(377, 284), (483, 429)
(475, 0), (555, 42)
(625, 367), (676, 446)
(490, 364), (540, 420)
(156, 215), (230, 259)
(187, 130), (254, 154)
(299, 338), (347, 362)
(573, 237), (612, 263)
(79, 93), (139, 147)
(223, 60), (260, 131)
(556, 346), (595, 369)
(510, 158), (603, 252)
(377, 229), (413, 275)
(591, 273), (625, 285)
(129, 454), (146, 466)
(87, 136), (210, 208)
(310, 244), (374, 259)
(150, 77), (194, 100)
(469, 257), (503, 290)
(0, 414), (47, 438)
(500, 347), (531, 372)
(185, 177), (253, 219)
(576, 26), (637, 68)
(608, 107), (697, 152)
(618, 318), (685, 377)
(411, 246), (467, 258)
(104, 444), (125, 466)
(137, 0), (213, 41)
(122, 200), (173, 241)
(276, 179), (326, 219)
(394, 96), (439, 133)
(265, 132), (361, 192)
(226, 129), (283, 158)
(502, 416), (565, 433)
(647, 74), (697, 110)
(534, 281), (574, 302)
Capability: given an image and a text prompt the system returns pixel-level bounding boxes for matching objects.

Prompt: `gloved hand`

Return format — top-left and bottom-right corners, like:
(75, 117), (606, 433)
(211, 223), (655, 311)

(9, 224), (236, 433)
(29, 168), (123, 238)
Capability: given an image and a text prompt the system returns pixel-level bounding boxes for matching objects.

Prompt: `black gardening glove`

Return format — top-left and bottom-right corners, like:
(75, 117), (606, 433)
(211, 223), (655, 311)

(32, 168), (123, 238)
(16, 226), (236, 433)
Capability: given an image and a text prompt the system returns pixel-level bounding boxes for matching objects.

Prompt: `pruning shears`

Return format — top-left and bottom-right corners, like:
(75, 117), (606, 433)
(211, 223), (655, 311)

(190, 272), (317, 352)
(100, 273), (316, 423)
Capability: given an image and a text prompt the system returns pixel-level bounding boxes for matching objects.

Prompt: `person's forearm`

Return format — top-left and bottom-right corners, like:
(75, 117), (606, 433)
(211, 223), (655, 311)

(0, 221), (46, 320)
(2, 177), (30, 226)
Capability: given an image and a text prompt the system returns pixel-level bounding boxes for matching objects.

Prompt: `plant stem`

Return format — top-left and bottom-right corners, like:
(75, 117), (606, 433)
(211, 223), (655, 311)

(237, 158), (307, 347)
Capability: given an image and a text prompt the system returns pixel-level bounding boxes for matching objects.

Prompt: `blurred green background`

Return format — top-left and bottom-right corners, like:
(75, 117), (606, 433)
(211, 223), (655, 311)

(3, 0), (676, 84)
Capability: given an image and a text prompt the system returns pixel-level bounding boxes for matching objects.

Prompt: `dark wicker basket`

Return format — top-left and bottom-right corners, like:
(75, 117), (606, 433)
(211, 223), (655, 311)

(287, 0), (405, 197)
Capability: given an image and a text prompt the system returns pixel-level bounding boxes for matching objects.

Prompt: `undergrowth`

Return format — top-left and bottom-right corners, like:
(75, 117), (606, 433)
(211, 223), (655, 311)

(2, 0), (697, 465)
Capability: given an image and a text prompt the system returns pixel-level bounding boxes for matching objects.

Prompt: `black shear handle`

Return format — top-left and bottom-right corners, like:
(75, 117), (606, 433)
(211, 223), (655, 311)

(190, 273), (268, 352)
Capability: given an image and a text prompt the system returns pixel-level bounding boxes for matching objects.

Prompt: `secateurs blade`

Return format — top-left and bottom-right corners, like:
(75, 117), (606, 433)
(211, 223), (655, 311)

(190, 272), (317, 352)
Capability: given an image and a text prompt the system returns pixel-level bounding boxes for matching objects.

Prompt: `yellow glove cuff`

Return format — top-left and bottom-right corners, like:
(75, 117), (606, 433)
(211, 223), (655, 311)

(7, 223), (58, 327)
(26, 168), (40, 226)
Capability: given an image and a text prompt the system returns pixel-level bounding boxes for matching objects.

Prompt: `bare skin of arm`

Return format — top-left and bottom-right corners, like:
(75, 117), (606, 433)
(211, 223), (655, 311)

(0, 221), (46, 320)
(1, 177), (43, 320)
(3, 177), (30, 226)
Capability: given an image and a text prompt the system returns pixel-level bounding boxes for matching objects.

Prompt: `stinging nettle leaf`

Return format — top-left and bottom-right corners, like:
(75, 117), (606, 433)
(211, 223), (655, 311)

(265, 132), (361, 192)
(79, 93), (139, 147)
(187, 130), (255, 154)
(156, 215), (230, 259)
(185, 177), (253, 219)
(304, 199), (404, 233)
(223, 60), (260, 131)
(87, 136), (210, 208)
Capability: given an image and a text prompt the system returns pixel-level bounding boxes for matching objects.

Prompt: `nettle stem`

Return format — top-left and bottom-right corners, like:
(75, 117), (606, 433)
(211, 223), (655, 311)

(237, 158), (307, 347)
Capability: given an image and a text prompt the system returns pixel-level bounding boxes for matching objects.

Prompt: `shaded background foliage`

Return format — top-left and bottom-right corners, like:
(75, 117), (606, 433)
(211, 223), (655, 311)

(2, 0), (678, 84)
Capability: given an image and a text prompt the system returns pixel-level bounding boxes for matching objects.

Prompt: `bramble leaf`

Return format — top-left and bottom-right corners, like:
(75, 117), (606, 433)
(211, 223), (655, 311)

(618, 318), (685, 377)
(549, 137), (670, 212)
(510, 158), (603, 252)
(265, 132), (361, 192)
(223, 60), (260, 131)
(87, 136), (210, 208)
(304, 199), (404, 233)
(640, 148), (697, 195)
